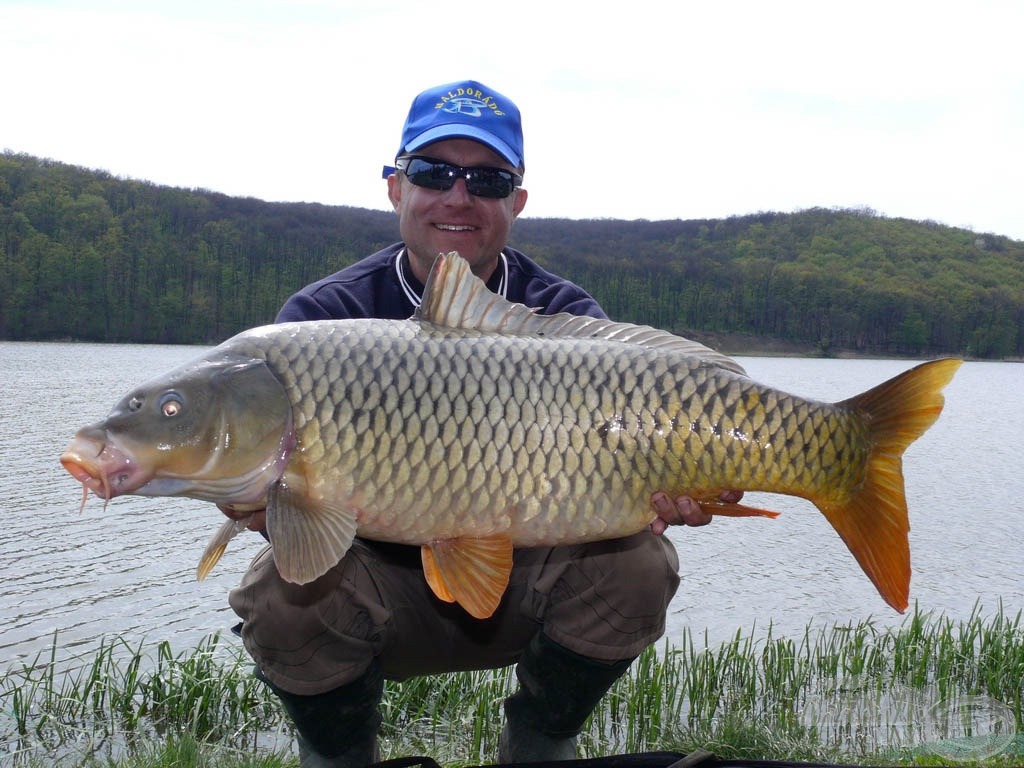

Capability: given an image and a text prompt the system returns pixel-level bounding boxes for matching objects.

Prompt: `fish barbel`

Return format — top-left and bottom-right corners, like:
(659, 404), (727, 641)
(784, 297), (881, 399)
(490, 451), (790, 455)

(61, 252), (960, 619)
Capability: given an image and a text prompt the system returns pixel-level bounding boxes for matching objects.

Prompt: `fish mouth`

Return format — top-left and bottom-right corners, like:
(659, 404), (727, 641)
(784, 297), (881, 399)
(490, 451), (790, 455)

(60, 430), (151, 506)
(61, 418), (297, 512)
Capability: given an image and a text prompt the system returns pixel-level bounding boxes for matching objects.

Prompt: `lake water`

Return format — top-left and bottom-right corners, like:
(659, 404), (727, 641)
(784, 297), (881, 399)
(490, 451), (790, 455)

(1, 342), (1021, 670)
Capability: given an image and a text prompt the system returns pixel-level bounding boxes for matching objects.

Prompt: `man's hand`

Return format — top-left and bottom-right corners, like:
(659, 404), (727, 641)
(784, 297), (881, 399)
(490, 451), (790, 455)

(649, 490), (744, 535)
(218, 503), (267, 533)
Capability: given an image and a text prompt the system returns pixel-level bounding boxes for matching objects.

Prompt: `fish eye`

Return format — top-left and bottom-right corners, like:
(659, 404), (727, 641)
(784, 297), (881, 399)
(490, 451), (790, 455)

(159, 392), (184, 418)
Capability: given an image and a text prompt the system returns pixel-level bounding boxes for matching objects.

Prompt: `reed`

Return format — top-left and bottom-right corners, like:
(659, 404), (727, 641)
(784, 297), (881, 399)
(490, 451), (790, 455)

(2, 605), (1021, 766)
(1, 633), (287, 766)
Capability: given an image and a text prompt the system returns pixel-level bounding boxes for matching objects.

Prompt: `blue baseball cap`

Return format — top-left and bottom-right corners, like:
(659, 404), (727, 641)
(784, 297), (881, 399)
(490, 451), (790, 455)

(395, 80), (525, 169)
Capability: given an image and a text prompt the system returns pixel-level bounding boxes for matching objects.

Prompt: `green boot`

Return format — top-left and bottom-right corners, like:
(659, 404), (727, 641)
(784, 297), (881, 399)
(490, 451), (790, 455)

(498, 633), (635, 762)
(259, 662), (383, 768)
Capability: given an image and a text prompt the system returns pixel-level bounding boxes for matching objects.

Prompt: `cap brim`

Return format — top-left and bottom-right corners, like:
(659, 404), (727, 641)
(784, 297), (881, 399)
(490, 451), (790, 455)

(404, 124), (521, 168)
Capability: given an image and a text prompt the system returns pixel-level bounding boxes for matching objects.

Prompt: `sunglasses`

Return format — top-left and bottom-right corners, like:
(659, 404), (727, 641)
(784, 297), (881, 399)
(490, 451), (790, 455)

(394, 156), (523, 199)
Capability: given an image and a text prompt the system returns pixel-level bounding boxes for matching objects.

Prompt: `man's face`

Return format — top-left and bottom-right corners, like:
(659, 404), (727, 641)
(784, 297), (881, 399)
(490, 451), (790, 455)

(387, 138), (528, 283)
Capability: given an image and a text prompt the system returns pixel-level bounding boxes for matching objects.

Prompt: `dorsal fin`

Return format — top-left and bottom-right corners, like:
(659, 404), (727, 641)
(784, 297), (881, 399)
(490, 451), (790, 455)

(416, 251), (747, 375)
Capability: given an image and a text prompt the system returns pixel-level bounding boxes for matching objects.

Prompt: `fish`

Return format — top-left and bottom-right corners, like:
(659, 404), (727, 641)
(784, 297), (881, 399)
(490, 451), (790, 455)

(61, 252), (961, 619)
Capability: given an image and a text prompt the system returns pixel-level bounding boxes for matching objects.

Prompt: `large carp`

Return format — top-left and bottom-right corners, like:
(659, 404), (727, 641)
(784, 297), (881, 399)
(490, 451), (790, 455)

(62, 252), (960, 619)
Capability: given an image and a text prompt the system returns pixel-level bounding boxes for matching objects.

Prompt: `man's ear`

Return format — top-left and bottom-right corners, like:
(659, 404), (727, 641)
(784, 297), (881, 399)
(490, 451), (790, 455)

(387, 173), (402, 212)
(512, 186), (528, 219)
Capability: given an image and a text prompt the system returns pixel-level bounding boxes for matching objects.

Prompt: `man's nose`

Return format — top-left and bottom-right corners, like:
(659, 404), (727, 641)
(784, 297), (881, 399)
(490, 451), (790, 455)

(443, 176), (474, 204)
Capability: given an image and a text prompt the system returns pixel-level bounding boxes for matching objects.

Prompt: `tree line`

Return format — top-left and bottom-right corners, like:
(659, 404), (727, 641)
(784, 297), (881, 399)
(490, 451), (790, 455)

(2, 151), (1022, 358)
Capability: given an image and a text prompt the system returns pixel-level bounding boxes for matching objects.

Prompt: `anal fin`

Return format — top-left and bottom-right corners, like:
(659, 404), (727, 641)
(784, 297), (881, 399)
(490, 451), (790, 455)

(420, 536), (514, 619)
(697, 499), (781, 519)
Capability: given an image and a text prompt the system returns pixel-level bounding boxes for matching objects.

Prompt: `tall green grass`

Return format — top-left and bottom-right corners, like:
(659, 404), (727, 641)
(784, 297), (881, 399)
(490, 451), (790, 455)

(1, 633), (285, 766)
(2, 605), (1021, 766)
(600, 602), (1023, 764)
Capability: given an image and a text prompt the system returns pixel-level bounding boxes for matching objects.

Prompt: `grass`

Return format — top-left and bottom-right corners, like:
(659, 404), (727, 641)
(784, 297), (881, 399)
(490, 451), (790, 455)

(1, 604), (1021, 766)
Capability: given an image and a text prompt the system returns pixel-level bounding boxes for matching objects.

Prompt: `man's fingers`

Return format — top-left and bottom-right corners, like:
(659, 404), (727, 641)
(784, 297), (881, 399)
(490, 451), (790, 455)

(218, 504), (268, 532)
(246, 510), (267, 532)
(650, 492), (713, 531)
(678, 497), (713, 527)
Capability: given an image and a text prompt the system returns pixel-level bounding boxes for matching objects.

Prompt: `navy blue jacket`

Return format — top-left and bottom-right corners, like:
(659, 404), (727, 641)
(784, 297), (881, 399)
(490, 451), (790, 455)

(276, 243), (607, 323)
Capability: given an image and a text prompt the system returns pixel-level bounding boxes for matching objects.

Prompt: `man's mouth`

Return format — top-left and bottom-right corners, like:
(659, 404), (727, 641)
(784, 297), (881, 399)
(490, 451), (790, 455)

(434, 224), (476, 232)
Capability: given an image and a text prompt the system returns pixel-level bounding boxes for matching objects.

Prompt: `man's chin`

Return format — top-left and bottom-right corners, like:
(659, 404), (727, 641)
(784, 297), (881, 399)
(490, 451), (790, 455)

(409, 244), (490, 278)
(430, 245), (484, 265)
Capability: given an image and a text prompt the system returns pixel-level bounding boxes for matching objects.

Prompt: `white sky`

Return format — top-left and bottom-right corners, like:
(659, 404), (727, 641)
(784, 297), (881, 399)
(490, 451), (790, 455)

(3, 0), (1023, 240)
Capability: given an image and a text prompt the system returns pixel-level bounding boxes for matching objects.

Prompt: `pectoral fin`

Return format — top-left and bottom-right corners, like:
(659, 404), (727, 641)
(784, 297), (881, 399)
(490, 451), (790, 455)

(266, 481), (359, 585)
(196, 515), (252, 581)
(421, 536), (514, 619)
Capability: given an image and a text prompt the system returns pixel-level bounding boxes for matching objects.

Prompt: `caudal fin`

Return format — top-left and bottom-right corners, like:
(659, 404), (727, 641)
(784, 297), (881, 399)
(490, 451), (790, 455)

(819, 358), (961, 613)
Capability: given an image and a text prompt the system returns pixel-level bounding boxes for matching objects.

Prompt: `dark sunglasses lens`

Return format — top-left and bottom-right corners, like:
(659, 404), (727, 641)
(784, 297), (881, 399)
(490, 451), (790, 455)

(404, 159), (456, 191)
(403, 158), (515, 198)
(464, 169), (514, 198)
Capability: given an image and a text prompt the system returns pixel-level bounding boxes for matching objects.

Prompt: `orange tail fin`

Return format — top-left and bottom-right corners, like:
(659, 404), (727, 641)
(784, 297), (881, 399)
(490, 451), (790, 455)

(818, 358), (961, 612)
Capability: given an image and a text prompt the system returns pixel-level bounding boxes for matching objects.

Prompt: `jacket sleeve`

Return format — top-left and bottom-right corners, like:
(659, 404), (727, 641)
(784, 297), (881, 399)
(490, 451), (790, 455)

(275, 280), (373, 322)
(275, 292), (338, 323)
(529, 282), (609, 320)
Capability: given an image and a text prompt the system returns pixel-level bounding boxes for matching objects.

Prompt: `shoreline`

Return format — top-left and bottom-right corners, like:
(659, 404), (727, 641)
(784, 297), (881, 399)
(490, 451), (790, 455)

(5, 334), (1022, 362)
(684, 329), (1024, 362)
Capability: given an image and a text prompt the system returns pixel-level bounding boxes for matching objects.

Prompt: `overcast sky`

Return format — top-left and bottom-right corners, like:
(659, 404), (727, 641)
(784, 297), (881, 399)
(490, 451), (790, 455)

(4, 1), (1023, 240)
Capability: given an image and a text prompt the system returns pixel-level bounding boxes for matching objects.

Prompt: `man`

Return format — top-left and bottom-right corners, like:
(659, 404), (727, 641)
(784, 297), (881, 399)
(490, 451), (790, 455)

(226, 80), (723, 767)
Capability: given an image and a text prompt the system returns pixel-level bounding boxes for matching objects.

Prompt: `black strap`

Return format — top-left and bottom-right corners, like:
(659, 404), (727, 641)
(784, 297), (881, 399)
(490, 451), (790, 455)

(666, 750), (719, 768)
(370, 753), (690, 768)
(369, 752), (931, 768)
(370, 757), (444, 768)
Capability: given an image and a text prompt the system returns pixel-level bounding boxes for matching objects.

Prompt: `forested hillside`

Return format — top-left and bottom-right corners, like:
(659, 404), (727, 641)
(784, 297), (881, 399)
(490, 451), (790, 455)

(2, 151), (1022, 358)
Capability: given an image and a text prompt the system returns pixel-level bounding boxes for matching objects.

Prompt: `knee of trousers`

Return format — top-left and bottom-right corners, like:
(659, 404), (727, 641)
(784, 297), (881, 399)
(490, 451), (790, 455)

(228, 543), (390, 695)
(538, 531), (681, 661)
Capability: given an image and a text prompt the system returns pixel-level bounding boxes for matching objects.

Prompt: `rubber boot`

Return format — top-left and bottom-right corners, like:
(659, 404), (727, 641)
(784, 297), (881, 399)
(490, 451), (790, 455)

(498, 633), (635, 762)
(258, 661), (384, 768)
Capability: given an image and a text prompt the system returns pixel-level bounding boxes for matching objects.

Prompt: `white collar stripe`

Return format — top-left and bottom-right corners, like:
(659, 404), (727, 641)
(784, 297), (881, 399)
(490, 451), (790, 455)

(397, 250), (508, 308)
